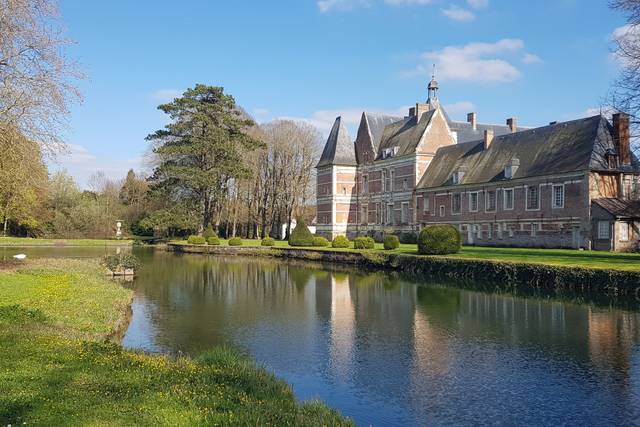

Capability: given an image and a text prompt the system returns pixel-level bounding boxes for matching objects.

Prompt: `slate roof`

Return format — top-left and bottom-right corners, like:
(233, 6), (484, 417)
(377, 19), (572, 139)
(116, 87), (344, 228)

(418, 115), (640, 189)
(594, 198), (640, 218)
(355, 112), (402, 164)
(448, 121), (514, 144)
(376, 110), (437, 159)
(316, 116), (356, 168)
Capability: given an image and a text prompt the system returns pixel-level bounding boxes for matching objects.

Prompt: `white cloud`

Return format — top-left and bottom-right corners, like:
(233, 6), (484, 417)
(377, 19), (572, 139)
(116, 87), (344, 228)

(150, 89), (182, 103)
(49, 144), (143, 189)
(317, 0), (369, 12)
(522, 53), (542, 64)
(441, 5), (475, 22)
(466, 0), (488, 9)
(611, 24), (640, 65)
(406, 38), (525, 82)
(384, 0), (434, 5)
(444, 101), (476, 117)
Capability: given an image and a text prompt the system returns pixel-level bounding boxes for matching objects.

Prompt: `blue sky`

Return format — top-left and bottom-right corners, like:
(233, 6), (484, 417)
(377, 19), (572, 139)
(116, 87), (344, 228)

(54, 0), (626, 187)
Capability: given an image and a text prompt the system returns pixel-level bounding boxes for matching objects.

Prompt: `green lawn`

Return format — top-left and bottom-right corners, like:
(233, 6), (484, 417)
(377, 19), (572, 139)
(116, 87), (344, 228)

(0, 259), (350, 426)
(172, 238), (640, 272)
(0, 236), (133, 246)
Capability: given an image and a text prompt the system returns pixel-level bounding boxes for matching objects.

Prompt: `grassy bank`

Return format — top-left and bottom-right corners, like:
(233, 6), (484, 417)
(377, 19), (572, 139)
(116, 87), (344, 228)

(0, 237), (134, 246)
(0, 259), (350, 426)
(171, 239), (640, 272)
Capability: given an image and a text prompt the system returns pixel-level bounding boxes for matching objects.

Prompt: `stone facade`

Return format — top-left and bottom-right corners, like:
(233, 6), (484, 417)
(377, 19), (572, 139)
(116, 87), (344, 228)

(315, 82), (640, 251)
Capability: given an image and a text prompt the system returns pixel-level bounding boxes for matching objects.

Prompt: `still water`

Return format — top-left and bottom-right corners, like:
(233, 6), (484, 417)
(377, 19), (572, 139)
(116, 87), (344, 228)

(10, 246), (639, 426)
(117, 249), (640, 426)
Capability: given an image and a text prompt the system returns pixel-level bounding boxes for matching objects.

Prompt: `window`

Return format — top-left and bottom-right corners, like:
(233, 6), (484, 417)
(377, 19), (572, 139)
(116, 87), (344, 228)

(531, 223), (538, 237)
(526, 186), (539, 210)
(620, 222), (630, 241)
(598, 221), (610, 240)
(452, 193), (462, 214)
(423, 195), (430, 213)
(362, 175), (369, 194)
(390, 170), (395, 191)
(485, 190), (496, 211)
(403, 178), (408, 190)
(401, 202), (409, 224)
(503, 188), (514, 210)
(387, 204), (394, 225)
(469, 192), (479, 212)
(552, 184), (564, 209)
(361, 206), (369, 224)
(452, 170), (465, 184)
(382, 170), (388, 192)
(439, 205), (445, 217)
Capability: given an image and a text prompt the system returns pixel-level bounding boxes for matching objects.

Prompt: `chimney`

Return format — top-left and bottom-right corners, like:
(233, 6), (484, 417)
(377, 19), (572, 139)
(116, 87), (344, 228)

(415, 103), (430, 122)
(483, 129), (494, 150)
(507, 117), (517, 133)
(467, 112), (477, 131)
(409, 106), (416, 117)
(613, 112), (631, 166)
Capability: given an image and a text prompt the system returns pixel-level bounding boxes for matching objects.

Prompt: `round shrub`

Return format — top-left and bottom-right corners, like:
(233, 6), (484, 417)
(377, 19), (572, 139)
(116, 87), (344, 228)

(187, 235), (206, 245)
(289, 218), (314, 247)
(383, 235), (400, 250)
(228, 237), (243, 246)
(331, 235), (350, 248)
(207, 236), (221, 245)
(417, 225), (461, 255)
(312, 236), (329, 247)
(203, 224), (217, 239)
(120, 254), (141, 269)
(261, 237), (276, 246)
(354, 236), (375, 249)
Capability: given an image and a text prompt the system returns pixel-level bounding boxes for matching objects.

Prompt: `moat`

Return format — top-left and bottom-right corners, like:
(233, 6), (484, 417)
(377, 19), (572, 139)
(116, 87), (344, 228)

(115, 249), (639, 426)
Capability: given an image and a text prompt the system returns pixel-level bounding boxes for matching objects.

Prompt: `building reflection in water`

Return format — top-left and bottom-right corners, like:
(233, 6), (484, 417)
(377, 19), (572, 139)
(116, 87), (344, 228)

(123, 250), (640, 426)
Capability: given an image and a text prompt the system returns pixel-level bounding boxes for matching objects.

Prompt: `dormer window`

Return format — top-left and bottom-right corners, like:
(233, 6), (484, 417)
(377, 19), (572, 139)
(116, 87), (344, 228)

(504, 158), (520, 179)
(605, 149), (619, 169)
(452, 168), (466, 185)
(382, 146), (399, 159)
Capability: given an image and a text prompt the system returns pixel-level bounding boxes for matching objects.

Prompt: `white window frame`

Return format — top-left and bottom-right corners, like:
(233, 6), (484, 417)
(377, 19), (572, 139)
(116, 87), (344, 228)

(401, 202), (410, 224)
(423, 195), (430, 213)
(526, 185), (540, 211)
(485, 190), (497, 212)
(439, 205), (445, 217)
(469, 191), (479, 212)
(387, 203), (394, 225)
(598, 221), (610, 240)
(552, 184), (564, 209)
(451, 193), (462, 215)
(619, 222), (630, 242)
(390, 170), (395, 192)
(403, 178), (408, 190)
(361, 205), (369, 225)
(503, 188), (514, 210)
(362, 174), (369, 194)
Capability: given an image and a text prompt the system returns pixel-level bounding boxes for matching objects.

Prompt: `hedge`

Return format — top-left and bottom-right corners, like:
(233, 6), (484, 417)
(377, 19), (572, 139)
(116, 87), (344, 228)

(383, 235), (400, 250)
(417, 225), (461, 255)
(332, 235), (350, 248)
(354, 236), (375, 249)
(312, 236), (329, 247)
(207, 236), (221, 246)
(289, 219), (314, 247)
(187, 235), (206, 245)
(228, 237), (243, 246)
(261, 237), (276, 247)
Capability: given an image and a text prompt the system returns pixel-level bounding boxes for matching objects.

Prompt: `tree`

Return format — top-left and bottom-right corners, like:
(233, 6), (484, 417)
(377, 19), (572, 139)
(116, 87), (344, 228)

(0, 129), (48, 236)
(0, 0), (81, 152)
(611, 0), (640, 152)
(146, 85), (263, 232)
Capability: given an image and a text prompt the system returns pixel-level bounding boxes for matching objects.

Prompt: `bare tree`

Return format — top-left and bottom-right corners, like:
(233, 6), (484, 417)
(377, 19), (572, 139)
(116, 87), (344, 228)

(611, 0), (640, 153)
(0, 0), (81, 152)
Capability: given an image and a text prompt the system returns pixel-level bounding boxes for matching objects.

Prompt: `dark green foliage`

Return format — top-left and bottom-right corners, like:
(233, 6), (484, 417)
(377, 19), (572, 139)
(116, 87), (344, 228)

(120, 254), (141, 269)
(261, 237), (275, 246)
(289, 219), (314, 247)
(383, 235), (400, 250)
(331, 235), (350, 248)
(203, 224), (217, 239)
(103, 254), (141, 271)
(418, 225), (461, 255)
(187, 235), (206, 245)
(353, 236), (375, 249)
(398, 232), (417, 244)
(228, 237), (242, 246)
(207, 236), (221, 245)
(312, 236), (329, 247)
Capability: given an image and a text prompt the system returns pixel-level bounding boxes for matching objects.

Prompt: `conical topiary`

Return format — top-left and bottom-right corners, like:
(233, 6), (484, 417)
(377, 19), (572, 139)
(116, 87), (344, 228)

(288, 218), (314, 247)
(203, 224), (217, 239)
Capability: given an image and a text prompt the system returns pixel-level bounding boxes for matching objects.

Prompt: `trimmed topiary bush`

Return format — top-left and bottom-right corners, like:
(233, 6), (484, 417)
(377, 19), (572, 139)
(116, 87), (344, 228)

(207, 236), (221, 245)
(383, 235), (400, 250)
(289, 219), (314, 247)
(261, 237), (275, 246)
(417, 225), (461, 255)
(312, 236), (329, 247)
(203, 224), (217, 239)
(331, 235), (350, 248)
(398, 232), (418, 244)
(354, 236), (375, 249)
(187, 235), (206, 245)
(228, 237), (242, 246)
